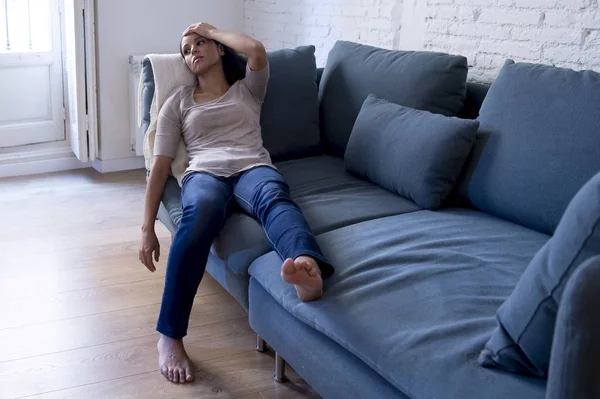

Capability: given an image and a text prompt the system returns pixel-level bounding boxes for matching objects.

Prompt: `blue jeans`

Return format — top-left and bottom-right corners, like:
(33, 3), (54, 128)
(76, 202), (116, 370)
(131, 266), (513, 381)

(157, 166), (334, 339)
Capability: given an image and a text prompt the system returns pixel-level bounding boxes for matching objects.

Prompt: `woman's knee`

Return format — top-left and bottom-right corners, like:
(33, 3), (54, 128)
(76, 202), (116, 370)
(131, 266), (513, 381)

(181, 181), (232, 231)
(251, 181), (298, 219)
(183, 194), (230, 223)
(178, 196), (231, 243)
(255, 180), (291, 203)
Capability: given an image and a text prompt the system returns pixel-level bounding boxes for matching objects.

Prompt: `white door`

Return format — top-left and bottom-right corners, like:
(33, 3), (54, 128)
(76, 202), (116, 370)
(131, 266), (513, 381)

(0, 0), (65, 148)
(62, 0), (97, 162)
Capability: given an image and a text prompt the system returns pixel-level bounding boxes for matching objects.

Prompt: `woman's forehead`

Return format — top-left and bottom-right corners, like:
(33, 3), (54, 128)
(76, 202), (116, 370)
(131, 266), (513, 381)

(181, 33), (203, 47)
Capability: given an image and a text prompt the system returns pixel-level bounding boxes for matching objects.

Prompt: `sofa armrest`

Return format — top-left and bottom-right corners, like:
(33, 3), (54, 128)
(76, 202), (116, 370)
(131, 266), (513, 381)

(546, 255), (600, 399)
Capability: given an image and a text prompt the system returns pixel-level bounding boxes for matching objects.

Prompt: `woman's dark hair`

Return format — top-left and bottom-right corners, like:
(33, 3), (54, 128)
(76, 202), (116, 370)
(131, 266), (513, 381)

(180, 39), (246, 86)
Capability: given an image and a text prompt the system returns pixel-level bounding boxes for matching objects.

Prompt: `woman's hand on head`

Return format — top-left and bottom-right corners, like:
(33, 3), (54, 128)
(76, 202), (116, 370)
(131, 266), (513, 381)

(183, 25), (267, 70)
(139, 228), (160, 273)
(184, 22), (217, 39)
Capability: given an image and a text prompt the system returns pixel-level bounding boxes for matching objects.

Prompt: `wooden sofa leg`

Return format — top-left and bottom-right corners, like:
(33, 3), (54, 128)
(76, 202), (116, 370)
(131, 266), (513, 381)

(256, 334), (266, 353)
(274, 352), (288, 382)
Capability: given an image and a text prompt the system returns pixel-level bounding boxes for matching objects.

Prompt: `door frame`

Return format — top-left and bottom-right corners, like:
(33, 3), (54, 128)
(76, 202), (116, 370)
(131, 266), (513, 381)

(59, 0), (98, 162)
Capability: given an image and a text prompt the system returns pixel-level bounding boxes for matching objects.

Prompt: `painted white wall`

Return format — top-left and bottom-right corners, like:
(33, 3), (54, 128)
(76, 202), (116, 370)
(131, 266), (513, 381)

(95, 0), (244, 161)
(244, 0), (600, 83)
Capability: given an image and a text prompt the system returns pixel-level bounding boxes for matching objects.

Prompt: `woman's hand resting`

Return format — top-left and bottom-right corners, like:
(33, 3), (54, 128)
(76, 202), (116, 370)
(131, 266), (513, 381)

(139, 229), (160, 272)
(183, 22), (218, 39)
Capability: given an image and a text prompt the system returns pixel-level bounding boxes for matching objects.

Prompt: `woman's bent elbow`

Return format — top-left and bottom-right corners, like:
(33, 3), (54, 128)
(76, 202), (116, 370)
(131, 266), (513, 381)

(153, 155), (172, 170)
(150, 156), (172, 180)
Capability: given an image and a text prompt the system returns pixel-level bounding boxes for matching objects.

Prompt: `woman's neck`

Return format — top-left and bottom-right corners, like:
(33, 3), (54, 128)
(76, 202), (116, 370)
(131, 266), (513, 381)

(196, 65), (230, 95)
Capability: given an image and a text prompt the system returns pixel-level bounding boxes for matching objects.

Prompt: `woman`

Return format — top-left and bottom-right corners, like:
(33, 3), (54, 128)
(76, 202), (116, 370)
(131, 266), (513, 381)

(139, 23), (334, 384)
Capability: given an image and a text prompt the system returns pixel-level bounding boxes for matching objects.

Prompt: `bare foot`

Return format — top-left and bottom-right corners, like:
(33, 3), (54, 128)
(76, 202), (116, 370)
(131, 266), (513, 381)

(157, 335), (194, 384)
(281, 256), (323, 302)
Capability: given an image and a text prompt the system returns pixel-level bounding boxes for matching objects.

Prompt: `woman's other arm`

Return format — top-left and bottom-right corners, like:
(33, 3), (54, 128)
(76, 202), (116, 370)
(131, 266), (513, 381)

(140, 89), (182, 272)
(139, 156), (172, 272)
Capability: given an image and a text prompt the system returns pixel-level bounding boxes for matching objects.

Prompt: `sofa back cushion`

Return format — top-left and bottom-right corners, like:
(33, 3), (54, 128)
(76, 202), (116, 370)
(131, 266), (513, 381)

(318, 41), (469, 157)
(261, 45), (322, 161)
(459, 82), (490, 120)
(455, 60), (600, 235)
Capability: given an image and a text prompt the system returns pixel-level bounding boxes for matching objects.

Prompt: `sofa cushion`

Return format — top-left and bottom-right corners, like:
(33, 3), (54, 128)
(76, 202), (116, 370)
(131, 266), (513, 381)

(212, 214), (269, 276)
(458, 82), (490, 120)
(249, 209), (548, 399)
(206, 253), (252, 310)
(261, 45), (322, 161)
(319, 41), (468, 157)
(345, 95), (478, 209)
(480, 171), (600, 377)
(455, 60), (600, 235)
(213, 155), (421, 276)
(279, 156), (421, 232)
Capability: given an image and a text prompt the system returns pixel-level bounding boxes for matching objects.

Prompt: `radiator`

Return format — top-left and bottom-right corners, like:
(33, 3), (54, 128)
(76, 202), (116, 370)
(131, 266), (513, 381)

(128, 55), (146, 157)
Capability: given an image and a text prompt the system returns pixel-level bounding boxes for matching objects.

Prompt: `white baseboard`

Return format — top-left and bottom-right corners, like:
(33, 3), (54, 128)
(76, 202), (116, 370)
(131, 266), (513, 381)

(92, 156), (146, 174)
(0, 156), (90, 179)
(0, 155), (146, 179)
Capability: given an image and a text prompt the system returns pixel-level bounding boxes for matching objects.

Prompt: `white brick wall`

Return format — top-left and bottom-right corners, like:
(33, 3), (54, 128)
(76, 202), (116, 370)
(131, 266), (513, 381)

(423, 0), (600, 82)
(244, 0), (399, 66)
(244, 0), (600, 82)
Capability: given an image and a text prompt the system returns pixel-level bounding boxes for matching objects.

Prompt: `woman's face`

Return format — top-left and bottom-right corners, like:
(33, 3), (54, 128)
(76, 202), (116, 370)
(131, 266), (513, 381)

(181, 33), (224, 75)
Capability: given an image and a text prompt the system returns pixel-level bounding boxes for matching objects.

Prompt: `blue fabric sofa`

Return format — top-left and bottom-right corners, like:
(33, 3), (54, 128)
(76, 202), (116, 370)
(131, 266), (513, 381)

(141, 41), (600, 399)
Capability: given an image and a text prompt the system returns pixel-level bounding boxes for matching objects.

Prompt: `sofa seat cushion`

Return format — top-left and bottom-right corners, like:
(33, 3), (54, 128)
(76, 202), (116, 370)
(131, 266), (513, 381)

(248, 209), (549, 399)
(279, 156), (422, 233)
(212, 155), (421, 276)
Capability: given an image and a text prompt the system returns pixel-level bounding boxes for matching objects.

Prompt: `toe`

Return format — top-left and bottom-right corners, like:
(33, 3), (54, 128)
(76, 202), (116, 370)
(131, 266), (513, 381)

(179, 369), (186, 384)
(168, 368), (174, 382)
(282, 258), (295, 275)
(160, 365), (168, 378)
(308, 267), (319, 277)
(186, 372), (194, 382)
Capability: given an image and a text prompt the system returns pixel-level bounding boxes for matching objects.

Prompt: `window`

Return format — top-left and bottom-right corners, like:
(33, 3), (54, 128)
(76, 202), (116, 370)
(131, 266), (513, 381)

(1, 0), (53, 53)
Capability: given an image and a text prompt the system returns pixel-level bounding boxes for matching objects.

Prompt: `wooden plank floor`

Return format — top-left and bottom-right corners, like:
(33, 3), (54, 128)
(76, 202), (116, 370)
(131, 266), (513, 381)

(0, 169), (320, 399)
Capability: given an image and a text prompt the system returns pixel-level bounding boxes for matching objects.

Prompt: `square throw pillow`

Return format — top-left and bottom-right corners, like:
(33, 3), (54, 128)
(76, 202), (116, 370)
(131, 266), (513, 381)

(260, 45), (321, 161)
(479, 170), (600, 377)
(345, 94), (479, 210)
